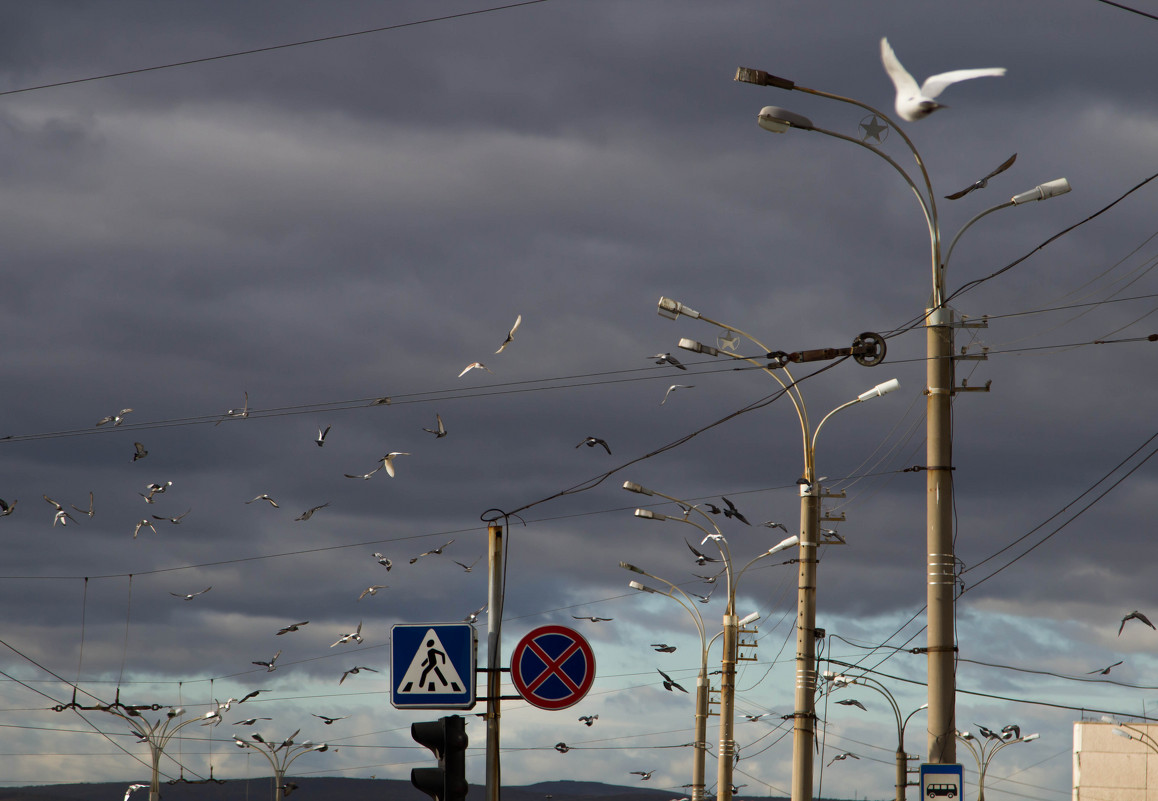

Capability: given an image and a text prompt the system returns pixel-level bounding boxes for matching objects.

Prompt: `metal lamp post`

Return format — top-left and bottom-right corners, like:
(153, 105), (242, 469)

(956, 728), (1037, 801)
(732, 65), (1070, 781)
(117, 706), (214, 801)
(232, 731), (329, 801)
(823, 671), (926, 801)
(657, 296), (900, 801)
(624, 481), (797, 801)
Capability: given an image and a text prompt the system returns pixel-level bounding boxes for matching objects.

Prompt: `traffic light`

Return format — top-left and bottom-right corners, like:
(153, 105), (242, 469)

(411, 714), (468, 801)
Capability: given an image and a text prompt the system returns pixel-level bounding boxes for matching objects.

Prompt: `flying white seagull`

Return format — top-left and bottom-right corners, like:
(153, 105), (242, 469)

(880, 37), (1005, 122)
(381, 452), (409, 477)
(661, 384), (694, 405)
(458, 362), (493, 378)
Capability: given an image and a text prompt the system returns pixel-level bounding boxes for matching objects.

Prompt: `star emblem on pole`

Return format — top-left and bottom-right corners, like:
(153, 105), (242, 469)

(859, 114), (889, 144)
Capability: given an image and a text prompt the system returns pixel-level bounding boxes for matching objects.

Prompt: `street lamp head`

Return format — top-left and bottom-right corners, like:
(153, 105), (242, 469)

(767, 535), (799, 555)
(657, 296), (700, 320)
(167, 707), (184, 718)
(1010, 177), (1071, 205)
(757, 106), (815, 133)
(679, 337), (719, 357)
(958, 730), (975, 741)
(622, 480), (653, 496)
(734, 67), (796, 91)
(619, 561), (646, 574)
(739, 611), (761, 626)
(628, 580), (657, 594)
(857, 378), (901, 402)
(1020, 733), (1040, 743)
(635, 508), (669, 521)
(1113, 728), (1135, 740)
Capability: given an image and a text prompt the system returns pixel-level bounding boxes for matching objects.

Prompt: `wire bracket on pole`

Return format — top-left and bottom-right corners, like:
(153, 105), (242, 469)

(904, 465), (956, 472)
(910, 645), (959, 654)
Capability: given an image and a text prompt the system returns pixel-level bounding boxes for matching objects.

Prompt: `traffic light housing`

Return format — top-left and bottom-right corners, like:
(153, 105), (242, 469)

(411, 715), (468, 801)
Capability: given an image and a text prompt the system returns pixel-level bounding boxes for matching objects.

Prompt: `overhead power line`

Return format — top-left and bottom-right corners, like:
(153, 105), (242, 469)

(0, 1), (551, 98)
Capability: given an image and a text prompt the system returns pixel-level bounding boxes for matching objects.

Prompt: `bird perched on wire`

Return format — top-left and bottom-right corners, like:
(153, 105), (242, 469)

(555, 742), (571, 753)
(880, 37), (1005, 122)
(1119, 610), (1156, 635)
(657, 668), (687, 693)
(576, 436), (612, 455)
(944, 153), (1017, 199)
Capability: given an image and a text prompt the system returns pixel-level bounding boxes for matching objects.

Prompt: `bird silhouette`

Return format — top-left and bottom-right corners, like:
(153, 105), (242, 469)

(315, 425), (331, 446)
(495, 314), (522, 353)
(630, 771), (655, 781)
(170, 587), (212, 601)
(339, 666), (378, 684)
(721, 497), (750, 525)
(276, 621), (308, 635)
(578, 715), (598, 727)
(827, 752), (860, 767)
(880, 37), (1005, 121)
(652, 353), (687, 370)
(651, 643), (677, 653)
(252, 651), (281, 672)
(1087, 660), (1124, 675)
(944, 153), (1017, 199)
(1119, 610), (1156, 635)
(685, 539), (719, 565)
(295, 502), (329, 521)
(661, 384), (694, 405)
(657, 669), (688, 693)
(132, 442), (149, 461)
(576, 436), (612, 455)
(247, 494), (279, 507)
(836, 699), (866, 711)
(423, 414), (447, 438)
(97, 408), (134, 427)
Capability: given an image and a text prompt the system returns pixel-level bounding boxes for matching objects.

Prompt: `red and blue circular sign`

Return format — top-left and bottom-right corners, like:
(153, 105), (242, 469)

(510, 625), (595, 710)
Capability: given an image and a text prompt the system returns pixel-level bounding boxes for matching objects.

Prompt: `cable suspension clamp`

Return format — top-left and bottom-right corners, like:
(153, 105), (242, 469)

(766, 331), (886, 368)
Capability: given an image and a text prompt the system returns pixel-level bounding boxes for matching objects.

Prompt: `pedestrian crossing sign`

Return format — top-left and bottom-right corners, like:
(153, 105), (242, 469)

(391, 623), (477, 709)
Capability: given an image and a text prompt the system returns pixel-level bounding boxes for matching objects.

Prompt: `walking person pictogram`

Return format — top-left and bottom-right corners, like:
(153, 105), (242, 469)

(419, 639), (456, 691)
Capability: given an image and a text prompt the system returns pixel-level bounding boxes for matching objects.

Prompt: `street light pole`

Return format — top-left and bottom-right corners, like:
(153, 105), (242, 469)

(823, 671), (926, 801)
(626, 483), (796, 801)
(956, 728), (1038, 801)
(232, 732), (329, 801)
(732, 65), (1070, 769)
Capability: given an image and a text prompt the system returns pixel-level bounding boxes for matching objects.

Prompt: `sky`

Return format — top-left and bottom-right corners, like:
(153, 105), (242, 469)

(0, 1), (1156, 799)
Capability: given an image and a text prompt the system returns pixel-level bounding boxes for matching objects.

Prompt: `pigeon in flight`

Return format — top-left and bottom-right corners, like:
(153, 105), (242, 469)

(578, 715), (598, 727)
(1001, 724), (1021, 740)
(141, 481), (172, 504)
(685, 539), (719, 565)
(836, 699), (866, 711)
(576, 436), (612, 455)
(235, 717), (272, 726)
(247, 494), (279, 508)
(330, 621), (363, 647)
(820, 528), (847, 545)
(410, 540), (455, 564)
(657, 668), (688, 693)
(495, 314), (522, 354)
(252, 650), (281, 672)
(43, 495), (77, 527)
(0, 498), (15, 517)
(71, 492), (95, 518)
(133, 519), (157, 538)
(276, 621), (309, 635)
(170, 587), (212, 601)
(372, 553), (393, 570)
(315, 426), (331, 447)
(651, 644), (677, 653)
(152, 509), (191, 525)
(344, 466), (383, 481)
(827, 752), (860, 767)
(555, 742), (571, 753)
(358, 585), (387, 601)
(661, 384), (694, 405)
(880, 37), (1005, 122)
(423, 414), (447, 438)
(761, 521), (788, 532)
(381, 452), (410, 478)
(944, 153), (1017, 200)
(458, 362), (494, 378)
(97, 408), (134, 427)
(630, 771), (655, 781)
(132, 442), (149, 462)
(313, 713), (353, 724)
(123, 784), (148, 801)
(463, 604), (487, 624)
(216, 391), (249, 424)
(454, 557), (481, 573)
(572, 615), (613, 622)
(295, 503), (330, 521)
(721, 497), (750, 525)
(1119, 610), (1156, 635)
(339, 666), (378, 685)
(975, 724), (1003, 741)
(652, 353), (687, 370)
(1087, 660), (1124, 675)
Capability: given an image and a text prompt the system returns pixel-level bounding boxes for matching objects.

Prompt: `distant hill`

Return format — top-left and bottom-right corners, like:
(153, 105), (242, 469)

(0, 777), (794, 801)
